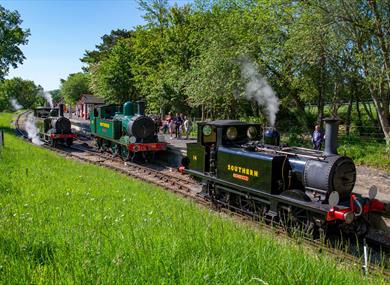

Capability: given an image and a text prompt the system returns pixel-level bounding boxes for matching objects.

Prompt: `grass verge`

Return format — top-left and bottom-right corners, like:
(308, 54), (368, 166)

(0, 112), (387, 284)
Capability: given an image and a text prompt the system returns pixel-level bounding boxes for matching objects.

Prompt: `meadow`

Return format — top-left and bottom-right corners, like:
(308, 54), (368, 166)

(0, 112), (387, 284)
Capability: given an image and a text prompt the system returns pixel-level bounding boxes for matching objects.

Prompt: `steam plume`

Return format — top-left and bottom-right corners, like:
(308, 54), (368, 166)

(240, 58), (279, 127)
(10, 98), (22, 111)
(39, 90), (53, 108)
(25, 114), (43, 145)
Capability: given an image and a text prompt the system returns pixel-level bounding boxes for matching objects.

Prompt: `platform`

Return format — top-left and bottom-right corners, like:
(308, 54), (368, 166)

(154, 134), (195, 165)
(67, 114), (91, 135)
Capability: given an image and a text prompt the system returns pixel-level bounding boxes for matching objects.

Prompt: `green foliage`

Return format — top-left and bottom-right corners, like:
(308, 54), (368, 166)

(0, 112), (387, 284)
(49, 89), (62, 104)
(79, 0), (390, 141)
(81, 29), (133, 70)
(0, 5), (30, 79)
(0, 77), (41, 111)
(338, 136), (390, 170)
(60, 72), (91, 104)
(90, 39), (138, 104)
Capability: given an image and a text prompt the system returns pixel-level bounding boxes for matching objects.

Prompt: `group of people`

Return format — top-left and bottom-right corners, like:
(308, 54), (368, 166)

(159, 112), (192, 139)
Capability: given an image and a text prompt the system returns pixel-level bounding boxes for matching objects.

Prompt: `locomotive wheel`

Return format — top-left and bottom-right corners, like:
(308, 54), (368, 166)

(121, 147), (131, 161)
(50, 139), (57, 147)
(101, 140), (110, 152)
(96, 139), (103, 152)
(280, 190), (316, 237)
(65, 138), (73, 147)
(281, 206), (316, 238)
(111, 144), (120, 158)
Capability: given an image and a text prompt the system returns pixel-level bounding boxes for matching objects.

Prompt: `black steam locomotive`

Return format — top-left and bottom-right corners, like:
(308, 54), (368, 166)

(34, 104), (76, 147)
(180, 119), (385, 235)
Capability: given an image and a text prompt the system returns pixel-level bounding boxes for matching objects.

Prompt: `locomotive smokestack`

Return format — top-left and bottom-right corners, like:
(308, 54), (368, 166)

(137, 101), (145, 115)
(324, 118), (340, 156)
(59, 104), (64, 117)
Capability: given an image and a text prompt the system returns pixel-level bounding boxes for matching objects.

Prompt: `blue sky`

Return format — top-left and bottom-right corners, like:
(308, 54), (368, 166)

(0, 0), (168, 90)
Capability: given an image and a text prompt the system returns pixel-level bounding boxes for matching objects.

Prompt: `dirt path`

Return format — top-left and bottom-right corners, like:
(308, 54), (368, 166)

(354, 165), (390, 202)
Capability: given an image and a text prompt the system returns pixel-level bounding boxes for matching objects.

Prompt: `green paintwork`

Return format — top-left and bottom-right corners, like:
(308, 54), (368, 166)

(123, 101), (134, 116)
(89, 102), (144, 147)
(96, 119), (114, 138)
(187, 142), (206, 172)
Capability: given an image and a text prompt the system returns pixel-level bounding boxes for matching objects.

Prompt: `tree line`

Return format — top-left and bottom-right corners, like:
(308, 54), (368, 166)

(61, 0), (389, 143)
(1, 1), (389, 144)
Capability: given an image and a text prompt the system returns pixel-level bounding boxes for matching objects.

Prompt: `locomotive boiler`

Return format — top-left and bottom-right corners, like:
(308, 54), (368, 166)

(34, 104), (76, 147)
(90, 101), (167, 161)
(180, 119), (385, 235)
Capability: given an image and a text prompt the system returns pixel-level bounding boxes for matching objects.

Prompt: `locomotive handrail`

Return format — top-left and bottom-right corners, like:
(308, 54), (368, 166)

(255, 147), (327, 161)
(283, 146), (323, 154)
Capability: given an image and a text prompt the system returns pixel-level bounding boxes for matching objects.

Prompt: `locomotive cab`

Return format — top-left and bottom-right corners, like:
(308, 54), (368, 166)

(185, 120), (262, 173)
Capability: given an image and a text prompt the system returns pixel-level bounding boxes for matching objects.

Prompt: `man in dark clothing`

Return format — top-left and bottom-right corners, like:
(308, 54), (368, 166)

(312, 124), (324, 150)
(174, 113), (183, 138)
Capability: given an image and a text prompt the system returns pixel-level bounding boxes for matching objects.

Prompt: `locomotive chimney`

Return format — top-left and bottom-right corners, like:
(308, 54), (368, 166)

(137, 100), (145, 115)
(323, 118), (340, 156)
(59, 104), (64, 117)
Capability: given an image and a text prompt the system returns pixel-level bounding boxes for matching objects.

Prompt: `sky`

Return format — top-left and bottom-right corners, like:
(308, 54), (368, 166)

(0, 0), (159, 90)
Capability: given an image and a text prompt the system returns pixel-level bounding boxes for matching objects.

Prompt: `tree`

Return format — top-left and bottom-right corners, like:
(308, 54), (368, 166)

(314, 0), (390, 145)
(90, 39), (138, 104)
(60, 73), (91, 104)
(0, 77), (41, 110)
(0, 5), (30, 79)
(81, 29), (133, 71)
(49, 89), (62, 104)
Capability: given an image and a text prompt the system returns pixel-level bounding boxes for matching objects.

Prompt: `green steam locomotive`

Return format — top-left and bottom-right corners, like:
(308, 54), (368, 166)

(90, 101), (167, 161)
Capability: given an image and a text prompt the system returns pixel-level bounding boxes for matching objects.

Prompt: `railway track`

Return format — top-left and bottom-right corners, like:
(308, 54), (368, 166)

(14, 111), (389, 277)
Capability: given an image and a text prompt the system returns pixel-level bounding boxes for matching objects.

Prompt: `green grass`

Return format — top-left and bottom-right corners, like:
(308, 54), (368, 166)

(338, 137), (390, 170)
(0, 112), (387, 284)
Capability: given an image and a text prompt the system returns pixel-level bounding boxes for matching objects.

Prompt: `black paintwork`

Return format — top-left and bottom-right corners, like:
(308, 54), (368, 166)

(184, 119), (357, 219)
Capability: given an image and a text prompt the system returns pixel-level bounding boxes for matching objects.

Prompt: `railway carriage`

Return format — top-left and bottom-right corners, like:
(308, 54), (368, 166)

(90, 101), (167, 161)
(180, 119), (385, 236)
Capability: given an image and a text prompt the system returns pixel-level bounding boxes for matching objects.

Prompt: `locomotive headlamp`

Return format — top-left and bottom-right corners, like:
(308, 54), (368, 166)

(226, 127), (238, 140)
(328, 191), (339, 208)
(247, 126), (257, 139)
(203, 125), (212, 136)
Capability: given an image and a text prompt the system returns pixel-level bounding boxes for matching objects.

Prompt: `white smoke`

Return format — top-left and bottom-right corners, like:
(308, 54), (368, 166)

(25, 114), (43, 145)
(38, 90), (53, 108)
(240, 58), (279, 127)
(10, 98), (22, 110)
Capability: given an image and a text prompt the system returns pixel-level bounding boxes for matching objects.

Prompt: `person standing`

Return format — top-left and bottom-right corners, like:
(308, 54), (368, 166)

(183, 116), (192, 139)
(312, 124), (324, 150)
(174, 113), (183, 138)
(161, 112), (172, 135)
